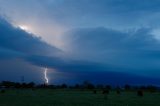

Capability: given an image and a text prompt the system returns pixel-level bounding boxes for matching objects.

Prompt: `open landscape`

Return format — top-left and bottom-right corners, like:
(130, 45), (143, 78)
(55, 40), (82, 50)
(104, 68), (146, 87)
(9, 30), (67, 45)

(0, 89), (160, 106)
(1, 0), (160, 105)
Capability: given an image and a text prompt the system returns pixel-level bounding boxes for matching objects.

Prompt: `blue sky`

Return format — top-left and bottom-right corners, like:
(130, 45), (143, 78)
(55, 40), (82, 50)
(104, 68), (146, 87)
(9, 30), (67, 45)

(0, 0), (160, 85)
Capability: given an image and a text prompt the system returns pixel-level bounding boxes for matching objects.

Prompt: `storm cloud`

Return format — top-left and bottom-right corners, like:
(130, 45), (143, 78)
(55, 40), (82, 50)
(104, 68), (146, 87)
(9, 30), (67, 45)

(1, 0), (160, 85)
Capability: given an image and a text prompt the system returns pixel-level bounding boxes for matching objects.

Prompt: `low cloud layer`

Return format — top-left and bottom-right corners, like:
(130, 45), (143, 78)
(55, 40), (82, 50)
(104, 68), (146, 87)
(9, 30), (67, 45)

(65, 27), (160, 76)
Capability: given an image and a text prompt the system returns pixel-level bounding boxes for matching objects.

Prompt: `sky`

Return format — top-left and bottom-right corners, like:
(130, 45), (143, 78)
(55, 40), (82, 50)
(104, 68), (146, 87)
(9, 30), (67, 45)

(0, 0), (160, 85)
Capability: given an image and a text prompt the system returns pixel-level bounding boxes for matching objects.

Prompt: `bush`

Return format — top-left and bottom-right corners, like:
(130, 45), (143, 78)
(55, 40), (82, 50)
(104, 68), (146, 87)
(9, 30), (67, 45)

(116, 90), (121, 95)
(1, 89), (5, 93)
(137, 90), (143, 97)
(93, 90), (97, 94)
(102, 89), (109, 94)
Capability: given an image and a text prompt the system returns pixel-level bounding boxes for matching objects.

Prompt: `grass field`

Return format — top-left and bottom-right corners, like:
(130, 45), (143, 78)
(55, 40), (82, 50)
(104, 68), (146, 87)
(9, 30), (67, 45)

(0, 89), (160, 106)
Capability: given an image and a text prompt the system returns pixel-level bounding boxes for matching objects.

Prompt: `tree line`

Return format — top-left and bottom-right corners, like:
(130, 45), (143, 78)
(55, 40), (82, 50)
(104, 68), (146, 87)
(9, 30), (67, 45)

(0, 80), (159, 92)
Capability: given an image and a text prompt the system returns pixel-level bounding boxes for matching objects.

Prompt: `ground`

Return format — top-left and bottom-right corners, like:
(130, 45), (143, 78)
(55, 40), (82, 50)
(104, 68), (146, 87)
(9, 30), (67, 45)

(0, 89), (160, 106)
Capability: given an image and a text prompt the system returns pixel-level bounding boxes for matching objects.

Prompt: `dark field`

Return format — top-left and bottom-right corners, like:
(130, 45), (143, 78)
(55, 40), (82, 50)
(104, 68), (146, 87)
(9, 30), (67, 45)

(0, 89), (160, 106)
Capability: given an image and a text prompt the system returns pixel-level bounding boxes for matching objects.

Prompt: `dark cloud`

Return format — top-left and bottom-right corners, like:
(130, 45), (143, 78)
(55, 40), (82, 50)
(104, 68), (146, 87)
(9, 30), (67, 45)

(0, 17), (109, 73)
(25, 55), (160, 85)
(65, 27), (160, 74)
(0, 59), (43, 83)
(41, 0), (160, 28)
(1, 0), (160, 84)
(1, 17), (160, 84)
(1, 0), (160, 30)
(0, 17), (63, 82)
(0, 47), (22, 60)
(67, 27), (156, 50)
(67, 71), (160, 85)
(0, 17), (61, 57)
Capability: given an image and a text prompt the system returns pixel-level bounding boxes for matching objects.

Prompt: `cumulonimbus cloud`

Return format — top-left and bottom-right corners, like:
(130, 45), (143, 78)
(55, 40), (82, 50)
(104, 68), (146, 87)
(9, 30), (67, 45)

(1, 16), (160, 85)
(0, 17), (61, 57)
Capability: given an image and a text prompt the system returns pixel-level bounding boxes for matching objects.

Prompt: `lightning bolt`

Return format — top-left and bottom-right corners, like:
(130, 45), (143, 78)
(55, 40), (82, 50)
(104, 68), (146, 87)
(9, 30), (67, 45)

(44, 68), (49, 84)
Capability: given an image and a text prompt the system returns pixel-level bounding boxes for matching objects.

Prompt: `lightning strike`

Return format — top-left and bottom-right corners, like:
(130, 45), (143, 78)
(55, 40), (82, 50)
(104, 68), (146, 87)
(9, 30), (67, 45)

(44, 68), (49, 84)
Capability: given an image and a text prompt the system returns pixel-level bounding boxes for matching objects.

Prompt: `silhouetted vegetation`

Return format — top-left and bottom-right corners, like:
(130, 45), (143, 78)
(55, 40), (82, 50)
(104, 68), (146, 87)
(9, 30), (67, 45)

(105, 85), (111, 90)
(102, 89), (110, 94)
(0, 80), (160, 106)
(124, 84), (131, 90)
(61, 83), (68, 89)
(93, 90), (97, 94)
(0, 80), (159, 94)
(116, 90), (121, 95)
(137, 90), (143, 97)
(83, 81), (95, 89)
(0, 81), (35, 88)
(0, 89), (5, 93)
